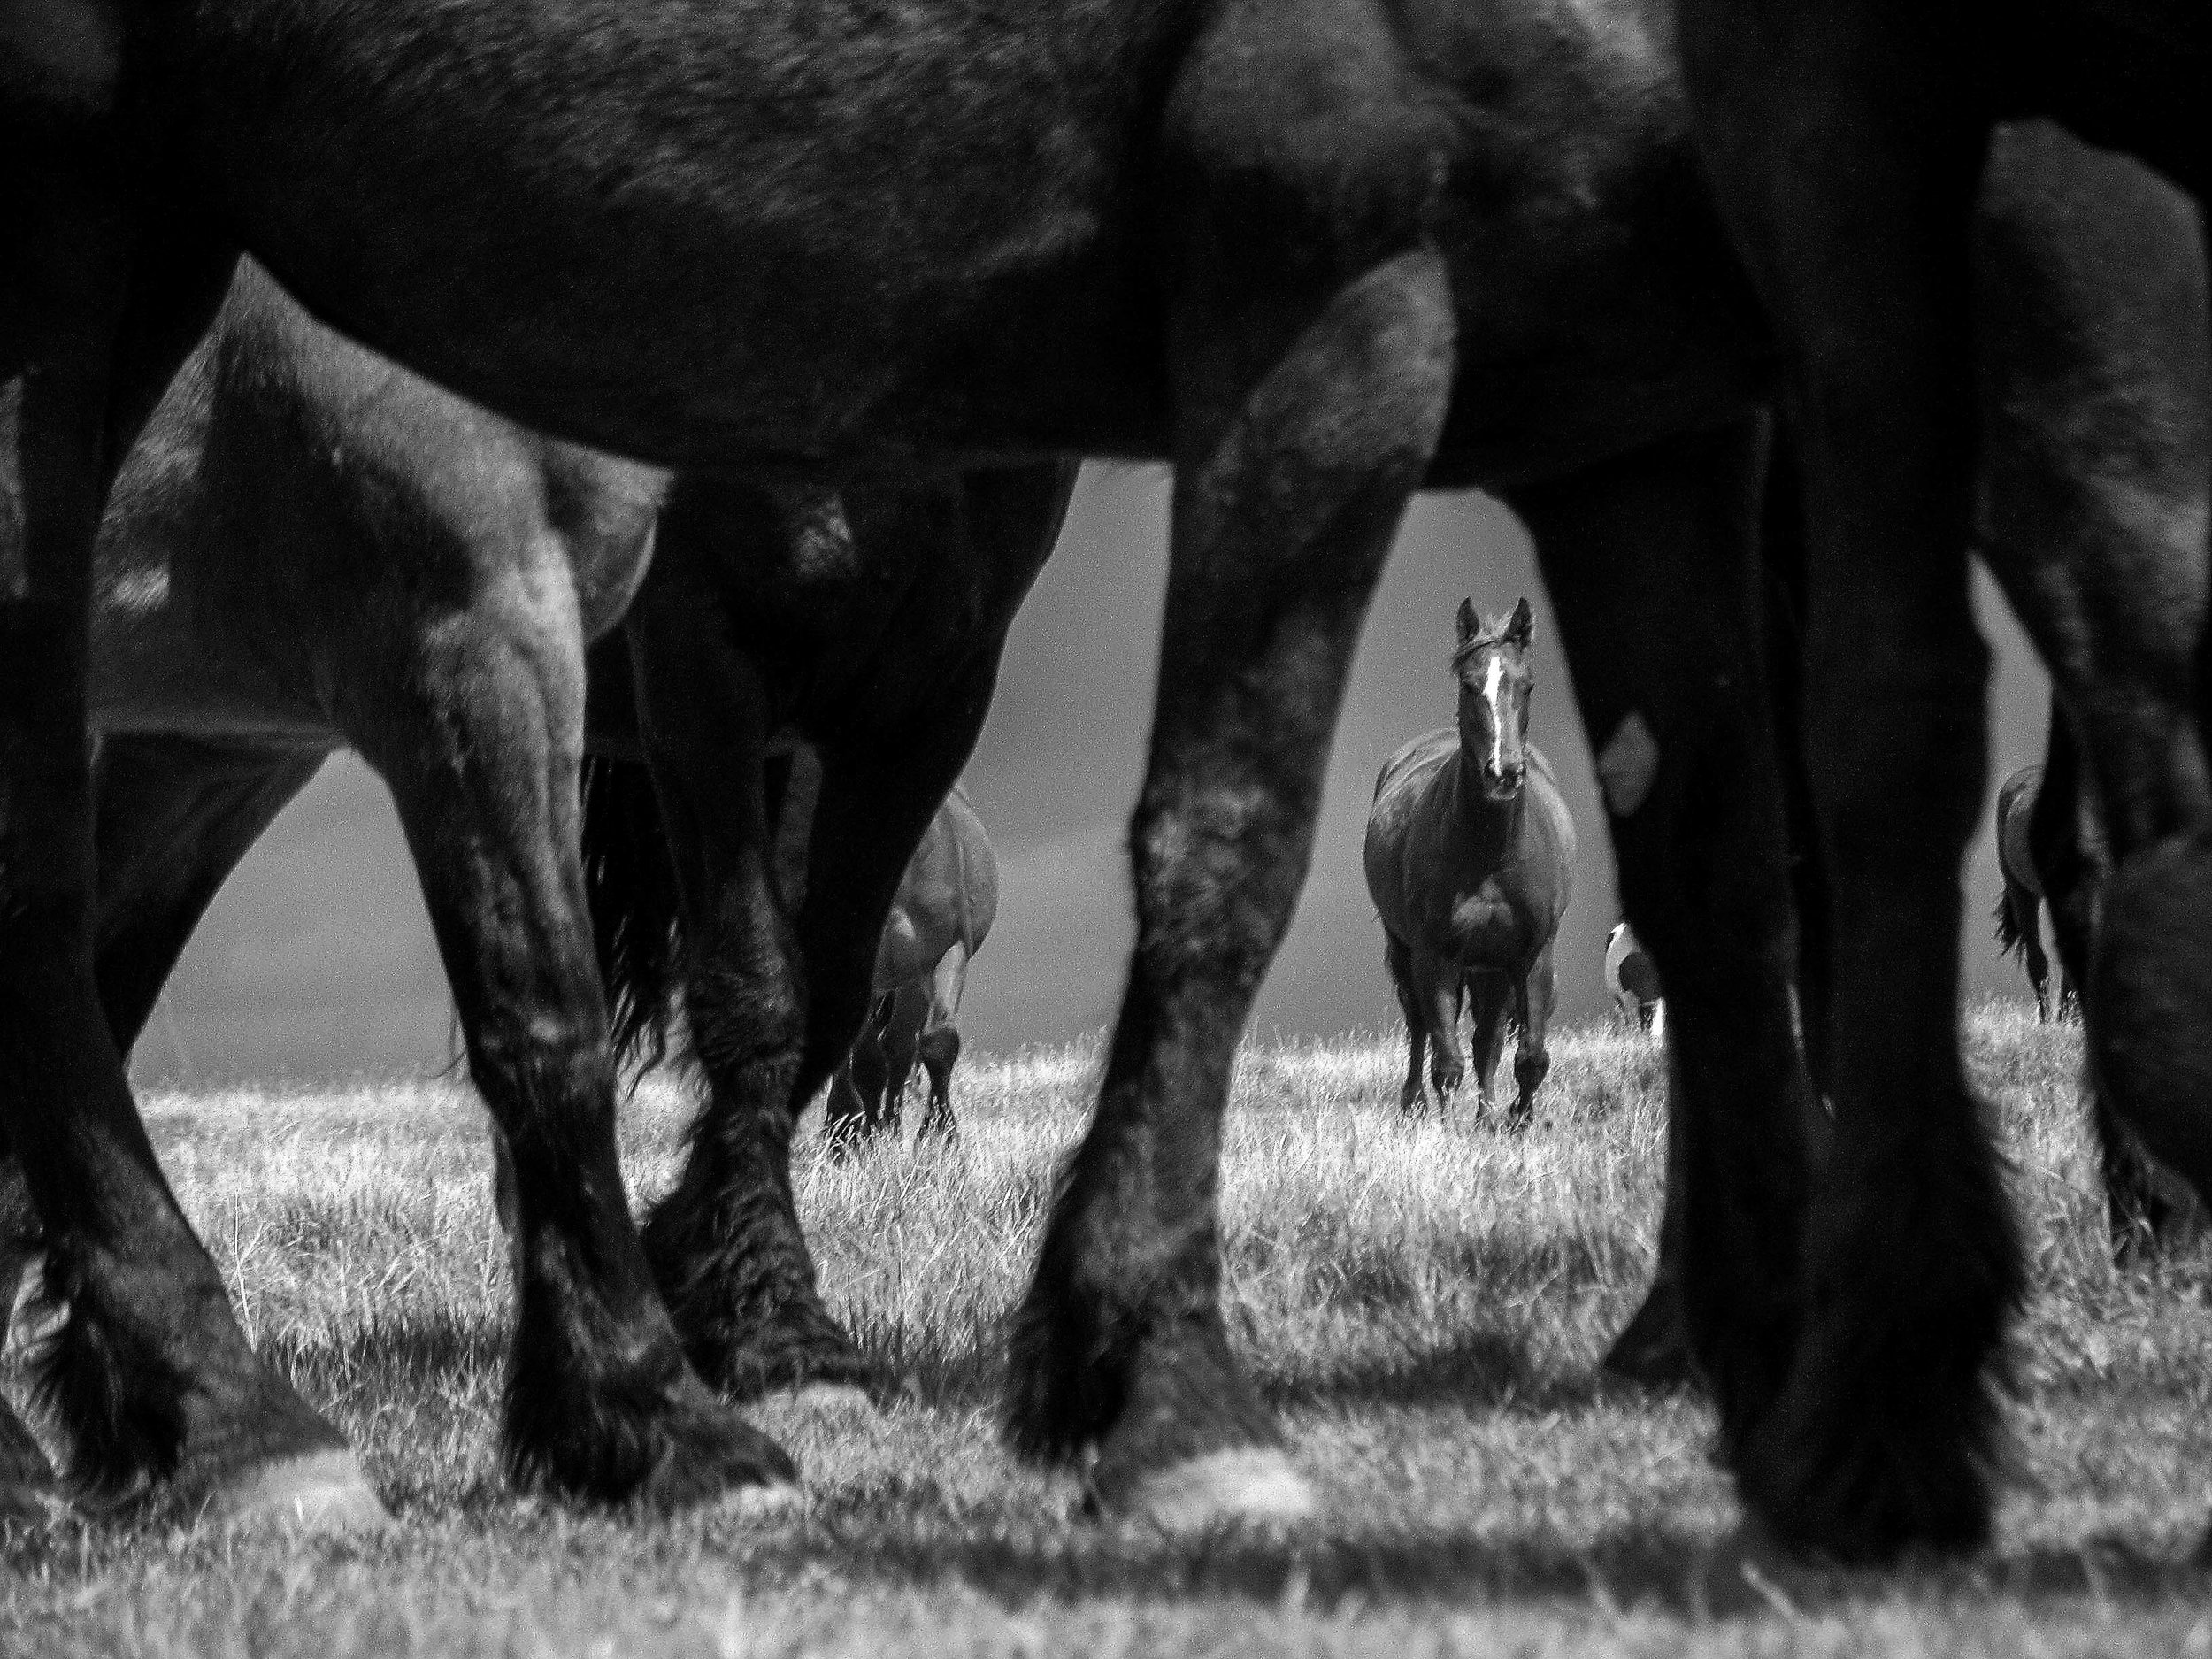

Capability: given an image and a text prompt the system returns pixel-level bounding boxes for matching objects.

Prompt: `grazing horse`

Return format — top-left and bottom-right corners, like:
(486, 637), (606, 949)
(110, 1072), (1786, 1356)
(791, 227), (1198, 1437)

(0, 259), (1073, 1509)
(1671, 0), (2212, 1548)
(1604, 922), (1665, 1037)
(822, 786), (998, 1148)
(1365, 600), (1574, 1123)
(1993, 763), (2078, 1022)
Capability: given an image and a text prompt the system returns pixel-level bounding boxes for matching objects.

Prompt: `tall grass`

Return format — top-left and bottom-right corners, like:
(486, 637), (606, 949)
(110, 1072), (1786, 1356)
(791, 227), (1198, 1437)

(5, 1005), (2212, 1657)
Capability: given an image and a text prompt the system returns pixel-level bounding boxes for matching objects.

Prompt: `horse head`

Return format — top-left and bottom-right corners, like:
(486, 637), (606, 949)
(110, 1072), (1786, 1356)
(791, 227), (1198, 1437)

(1453, 596), (1535, 803)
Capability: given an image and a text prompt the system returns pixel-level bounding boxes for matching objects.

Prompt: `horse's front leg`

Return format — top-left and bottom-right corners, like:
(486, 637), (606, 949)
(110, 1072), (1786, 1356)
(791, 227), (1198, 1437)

(1002, 232), (1456, 1526)
(0, 203), (380, 1524)
(1509, 419), (1815, 1474)
(1510, 944), (1557, 1127)
(1417, 949), (1469, 1111)
(1680, 4), (2013, 1558)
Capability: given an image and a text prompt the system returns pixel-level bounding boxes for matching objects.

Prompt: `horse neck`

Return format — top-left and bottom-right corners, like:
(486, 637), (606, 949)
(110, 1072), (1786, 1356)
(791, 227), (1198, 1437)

(1449, 743), (1524, 847)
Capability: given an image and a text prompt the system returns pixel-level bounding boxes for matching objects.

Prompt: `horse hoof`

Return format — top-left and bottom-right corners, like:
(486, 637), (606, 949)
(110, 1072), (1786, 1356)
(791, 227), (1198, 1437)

(187, 1449), (393, 1535)
(1108, 1447), (1319, 1533)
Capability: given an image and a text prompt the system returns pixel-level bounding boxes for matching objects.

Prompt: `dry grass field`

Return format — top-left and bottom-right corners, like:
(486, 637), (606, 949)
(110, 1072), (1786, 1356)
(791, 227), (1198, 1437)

(6, 1005), (2212, 1656)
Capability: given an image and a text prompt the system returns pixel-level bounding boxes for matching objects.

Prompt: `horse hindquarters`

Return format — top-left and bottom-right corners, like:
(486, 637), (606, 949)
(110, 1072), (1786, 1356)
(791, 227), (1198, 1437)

(354, 545), (791, 1505)
(1509, 420), (1816, 1487)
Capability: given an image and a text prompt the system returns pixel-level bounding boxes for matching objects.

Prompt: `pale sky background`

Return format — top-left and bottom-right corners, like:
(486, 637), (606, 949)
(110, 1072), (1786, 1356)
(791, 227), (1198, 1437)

(128, 466), (2055, 1087)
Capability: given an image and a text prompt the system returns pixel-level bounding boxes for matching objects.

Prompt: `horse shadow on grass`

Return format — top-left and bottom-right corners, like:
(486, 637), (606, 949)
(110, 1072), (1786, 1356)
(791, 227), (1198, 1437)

(737, 1497), (2212, 1620)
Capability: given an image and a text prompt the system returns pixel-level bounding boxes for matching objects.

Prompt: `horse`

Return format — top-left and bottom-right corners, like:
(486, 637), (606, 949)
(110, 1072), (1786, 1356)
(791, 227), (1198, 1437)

(0, 257), (1073, 1514)
(1993, 763), (2078, 1023)
(820, 785), (998, 1148)
(1665, 0), (2212, 1547)
(1364, 600), (1575, 1124)
(1604, 923), (1666, 1038)
(12, 0), (2171, 1542)
(4, 0), (1832, 1532)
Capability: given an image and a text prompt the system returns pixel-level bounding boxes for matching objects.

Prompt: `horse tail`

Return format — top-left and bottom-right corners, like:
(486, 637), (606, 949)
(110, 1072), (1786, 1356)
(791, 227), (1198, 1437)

(580, 755), (684, 1076)
(1993, 887), (2024, 959)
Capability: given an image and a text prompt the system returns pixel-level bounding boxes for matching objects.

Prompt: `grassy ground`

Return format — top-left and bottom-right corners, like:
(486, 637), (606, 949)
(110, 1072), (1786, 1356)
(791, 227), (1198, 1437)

(7, 1005), (2212, 1655)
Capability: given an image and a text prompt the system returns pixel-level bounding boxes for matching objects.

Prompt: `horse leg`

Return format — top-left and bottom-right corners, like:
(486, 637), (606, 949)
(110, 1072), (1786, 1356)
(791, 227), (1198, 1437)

(1510, 944), (1556, 1128)
(1970, 130), (2212, 1281)
(1383, 933), (1428, 1112)
(876, 984), (925, 1139)
(0, 198), (384, 1522)
(1465, 976), (1508, 1123)
(822, 995), (894, 1159)
(1419, 951), (1469, 1113)
(90, 736), (326, 1054)
(356, 569), (789, 1506)
(916, 950), (968, 1142)
(0, 736), (319, 1360)
(2026, 713), (2170, 1259)
(1509, 419), (1815, 1485)
(1002, 222), (1456, 1524)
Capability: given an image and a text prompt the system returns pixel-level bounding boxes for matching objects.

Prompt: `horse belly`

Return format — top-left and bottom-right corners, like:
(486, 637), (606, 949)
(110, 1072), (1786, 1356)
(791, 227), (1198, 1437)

(170, 0), (1185, 466)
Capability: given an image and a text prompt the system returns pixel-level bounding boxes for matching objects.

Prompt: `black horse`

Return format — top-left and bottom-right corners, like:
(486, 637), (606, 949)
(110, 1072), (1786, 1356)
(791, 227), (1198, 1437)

(4, 0), (1820, 1532)
(9, 0), (2192, 1545)
(1666, 4), (2212, 1550)
(1, 260), (1073, 1515)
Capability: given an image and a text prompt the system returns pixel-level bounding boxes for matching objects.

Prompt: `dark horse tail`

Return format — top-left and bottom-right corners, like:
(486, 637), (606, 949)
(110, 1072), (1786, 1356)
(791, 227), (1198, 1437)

(1992, 890), (2024, 959)
(580, 756), (685, 1075)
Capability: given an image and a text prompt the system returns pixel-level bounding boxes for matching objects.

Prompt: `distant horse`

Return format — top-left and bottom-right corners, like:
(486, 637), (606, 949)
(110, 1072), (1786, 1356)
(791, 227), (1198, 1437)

(1993, 764), (2077, 1022)
(822, 787), (998, 1148)
(1365, 600), (1575, 1125)
(1, 261), (1072, 1513)
(1604, 923), (1666, 1038)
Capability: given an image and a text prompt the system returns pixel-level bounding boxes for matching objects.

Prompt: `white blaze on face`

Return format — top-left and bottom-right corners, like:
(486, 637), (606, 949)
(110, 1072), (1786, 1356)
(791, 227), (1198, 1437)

(1483, 652), (1509, 780)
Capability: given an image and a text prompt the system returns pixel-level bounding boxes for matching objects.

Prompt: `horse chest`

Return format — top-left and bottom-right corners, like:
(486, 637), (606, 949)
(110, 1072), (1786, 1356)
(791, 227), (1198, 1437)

(1439, 884), (1528, 964)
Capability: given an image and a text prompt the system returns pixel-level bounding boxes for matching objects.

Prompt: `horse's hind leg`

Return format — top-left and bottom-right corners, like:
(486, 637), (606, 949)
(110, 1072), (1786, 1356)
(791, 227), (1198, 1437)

(357, 565), (789, 1507)
(637, 465), (1067, 1399)
(1509, 944), (1557, 1127)
(0, 736), (319, 1358)
(823, 995), (895, 1156)
(916, 948), (970, 1141)
(1509, 419), (1815, 1485)
(875, 983), (925, 1138)
(90, 736), (326, 1052)
(1003, 216), (1456, 1525)
(1383, 933), (1428, 1111)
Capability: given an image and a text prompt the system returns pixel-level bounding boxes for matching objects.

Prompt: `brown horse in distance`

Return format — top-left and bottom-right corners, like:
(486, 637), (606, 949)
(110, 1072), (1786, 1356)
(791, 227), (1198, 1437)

(823, 785), (998, 1148)
(1365, 600), (1575, 1124)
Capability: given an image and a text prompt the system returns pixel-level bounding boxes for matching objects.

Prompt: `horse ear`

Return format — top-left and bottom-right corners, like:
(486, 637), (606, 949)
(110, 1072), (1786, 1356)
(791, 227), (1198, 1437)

(1505, 597), (1534, 649)
(1456, 597), (1479, 645)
